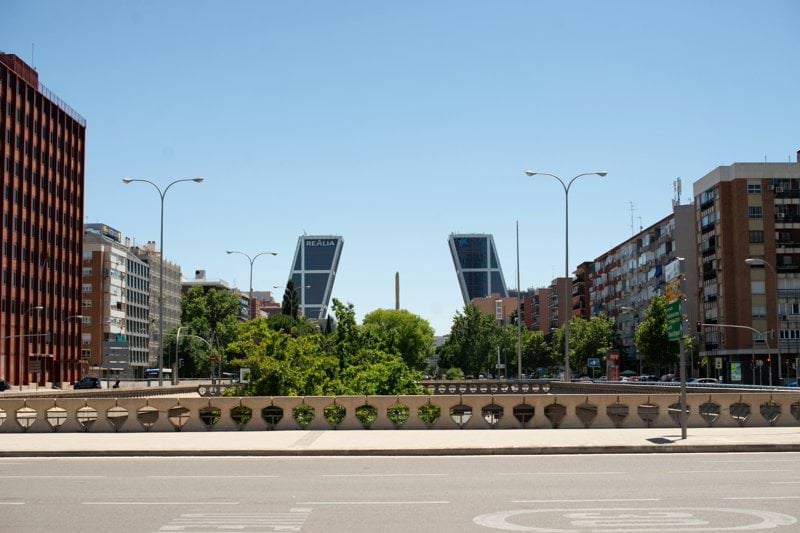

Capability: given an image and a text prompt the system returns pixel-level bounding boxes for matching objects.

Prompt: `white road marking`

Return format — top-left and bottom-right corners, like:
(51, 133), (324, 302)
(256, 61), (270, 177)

(321, 473), (447, 477)
(512, 498), (660, 503)
(724, 496), (800, 500)
(84, 502), (239, 505)
(0, 475), (105, 479)
(669, 469), (787, 474)
(147, 475), (278, 479)
(0, 502), (24, 505)
(297, 500), (449, 505)
(709, 459), (800, 463)
(499, 471), (625, 476)
(771, 481), (800, 484)
(474, 507), (797, 532)
(158, 509), (311, 532)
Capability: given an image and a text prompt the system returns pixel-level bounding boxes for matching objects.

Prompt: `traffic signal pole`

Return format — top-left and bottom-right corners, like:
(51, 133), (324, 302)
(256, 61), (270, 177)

(696, 322), (772, 385)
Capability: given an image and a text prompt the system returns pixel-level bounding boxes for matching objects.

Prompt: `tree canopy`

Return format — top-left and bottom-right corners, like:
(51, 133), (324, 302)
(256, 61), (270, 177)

(635, 295), (679, 372)
(362, 308), (434, 370)
(225, 299), (425, 396)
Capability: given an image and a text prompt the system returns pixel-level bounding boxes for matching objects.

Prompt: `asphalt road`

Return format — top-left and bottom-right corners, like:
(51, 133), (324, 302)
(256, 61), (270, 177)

(1, 453), (798, 532)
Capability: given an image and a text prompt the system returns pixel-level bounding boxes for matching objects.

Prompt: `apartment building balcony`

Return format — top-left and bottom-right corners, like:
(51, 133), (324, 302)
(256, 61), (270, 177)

(774, 187), (800, 199)
(701, 223), (715, 234)
(701, 247), (716, 258)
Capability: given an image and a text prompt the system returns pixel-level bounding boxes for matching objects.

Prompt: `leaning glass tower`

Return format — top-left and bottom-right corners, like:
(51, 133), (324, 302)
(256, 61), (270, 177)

(448, 233), (507, 305)
(287, 235), (344, 319)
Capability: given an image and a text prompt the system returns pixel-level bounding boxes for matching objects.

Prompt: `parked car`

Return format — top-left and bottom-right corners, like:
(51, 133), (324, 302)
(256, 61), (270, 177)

(0, 378), (10, 391)
(73, 377), (102, 390)
(688, 377), (718, 384)
(660, 374), (679, 382)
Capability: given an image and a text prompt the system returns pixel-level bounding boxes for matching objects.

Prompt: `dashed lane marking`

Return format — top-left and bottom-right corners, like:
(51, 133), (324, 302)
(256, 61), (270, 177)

(157, 508), (312, 532)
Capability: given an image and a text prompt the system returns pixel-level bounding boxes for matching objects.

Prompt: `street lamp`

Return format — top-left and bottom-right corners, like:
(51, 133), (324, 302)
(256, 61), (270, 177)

(524, 170), (607, 382)
(745, 257), (779, 385)
(123, 176), (204, 386)
(226, 250), (278, 319)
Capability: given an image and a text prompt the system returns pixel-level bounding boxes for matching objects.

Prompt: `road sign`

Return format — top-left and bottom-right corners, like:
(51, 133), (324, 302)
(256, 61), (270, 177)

(667, 320), (683, 341)
(666, 299), (683, 341)
(756, 359), (764, 367)
(715, 357), (723, 369)
(588, 358), (600, 368)
(666, 300), (682, 321)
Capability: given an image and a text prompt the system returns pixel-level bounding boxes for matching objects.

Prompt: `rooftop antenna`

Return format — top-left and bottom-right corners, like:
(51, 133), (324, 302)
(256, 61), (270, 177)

(638, 216), (643, 233)
(31, 43), (35, 70)
(629, 201), (637, 236)
(672, 177), (682, 207)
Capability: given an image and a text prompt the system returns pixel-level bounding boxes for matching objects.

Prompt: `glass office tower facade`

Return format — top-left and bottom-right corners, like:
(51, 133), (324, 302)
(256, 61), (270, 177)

(288, 235), (343, 320)
(448, 233), (507, 305)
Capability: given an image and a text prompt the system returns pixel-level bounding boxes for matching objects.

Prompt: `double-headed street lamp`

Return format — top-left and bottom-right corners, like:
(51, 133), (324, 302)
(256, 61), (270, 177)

(524, 170), (607, 382)
(226, 250), (278, 319)
(745, 257), (779, 384)
(123, 177), (204, 386)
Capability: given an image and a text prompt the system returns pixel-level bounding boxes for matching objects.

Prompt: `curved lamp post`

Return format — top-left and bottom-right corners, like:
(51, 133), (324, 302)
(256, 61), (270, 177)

(745, 257), (779, 385)
(123, 177), (204, 386)
(524, 170), (607, 382)
(226, 250), (277, 319)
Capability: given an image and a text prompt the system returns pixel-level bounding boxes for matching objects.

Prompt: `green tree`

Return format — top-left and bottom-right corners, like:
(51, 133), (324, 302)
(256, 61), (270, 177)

(281, 280), (300, 319)
(331, 298), (364, 370)
(521, 329), (555, 375)
(570, 314), (616, 370)
(361, 308), (434, 370)
(439, 304), (499, 376)
(635, 295), (679, 373)
(163, 327), (212, 377)
(180, 286), (241, 367)
(228, 318), (340, 396)
(339, 349), (422, 395)
(265, 313), (317, 337)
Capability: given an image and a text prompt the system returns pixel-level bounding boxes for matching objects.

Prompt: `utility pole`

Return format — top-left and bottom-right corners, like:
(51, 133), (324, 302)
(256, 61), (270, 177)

(395, 272), (400, 310)
(516, 221), (522, 379)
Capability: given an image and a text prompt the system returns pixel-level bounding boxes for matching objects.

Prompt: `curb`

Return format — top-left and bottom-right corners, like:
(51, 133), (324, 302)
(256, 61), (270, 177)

(3, 443), (800, 458)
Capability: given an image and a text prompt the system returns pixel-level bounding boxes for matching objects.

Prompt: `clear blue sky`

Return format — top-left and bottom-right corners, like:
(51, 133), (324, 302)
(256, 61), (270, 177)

(4, 2), (799, 334)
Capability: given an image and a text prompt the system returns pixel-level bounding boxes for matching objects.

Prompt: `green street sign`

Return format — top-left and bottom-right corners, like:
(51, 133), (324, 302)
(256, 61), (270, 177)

(666, 300), (682, 322)
(667, 320), (683, 341)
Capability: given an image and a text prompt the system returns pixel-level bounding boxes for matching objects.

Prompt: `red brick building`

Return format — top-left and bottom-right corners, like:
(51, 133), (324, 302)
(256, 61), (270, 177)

(0, 54), (85, 385)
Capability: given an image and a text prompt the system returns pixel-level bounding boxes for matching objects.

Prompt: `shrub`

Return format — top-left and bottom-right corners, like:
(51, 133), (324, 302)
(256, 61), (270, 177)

(292, 404), (315, 428)
(387, 403), (410, 428)
(417, 402), (441, 427)
(355, 404), (378, 428)
(323, 404), (347, 428)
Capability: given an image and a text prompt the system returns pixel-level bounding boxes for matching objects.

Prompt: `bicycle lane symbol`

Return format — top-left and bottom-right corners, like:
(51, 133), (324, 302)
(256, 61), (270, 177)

(473, 507), (797, 532)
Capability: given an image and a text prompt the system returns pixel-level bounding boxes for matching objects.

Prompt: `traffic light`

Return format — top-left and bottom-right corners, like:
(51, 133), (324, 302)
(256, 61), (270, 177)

(695, 321), (702, 334)
(767, 356), (772, 364)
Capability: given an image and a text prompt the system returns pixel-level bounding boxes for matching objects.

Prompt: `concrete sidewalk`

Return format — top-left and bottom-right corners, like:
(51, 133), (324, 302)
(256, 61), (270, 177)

(2, 427), (800, 457)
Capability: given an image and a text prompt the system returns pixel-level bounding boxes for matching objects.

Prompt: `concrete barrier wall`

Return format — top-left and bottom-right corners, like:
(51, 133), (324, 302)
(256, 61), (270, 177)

(0, 392), (796, 432)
